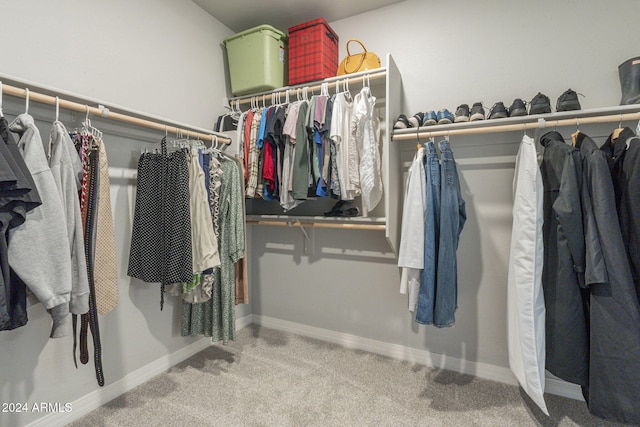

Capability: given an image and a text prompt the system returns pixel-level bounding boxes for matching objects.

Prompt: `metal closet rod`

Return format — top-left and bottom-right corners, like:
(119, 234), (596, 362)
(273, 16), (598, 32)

(392, 111), (640, 141)
(0, 81), (231, 145)
(229, 70), (387, 107)
(246, 219), (385, 231)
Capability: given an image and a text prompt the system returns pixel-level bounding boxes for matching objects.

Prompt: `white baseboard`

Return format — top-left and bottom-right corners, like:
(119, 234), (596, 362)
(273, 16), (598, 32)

(27, 314), (254, 427)
(236, 313), (254, 330)
(252, 315), (584, 402)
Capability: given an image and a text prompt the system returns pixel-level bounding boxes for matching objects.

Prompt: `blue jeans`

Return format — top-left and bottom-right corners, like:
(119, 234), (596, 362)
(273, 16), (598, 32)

(434, 139), (466, 327)
(416, 141), (440, 325)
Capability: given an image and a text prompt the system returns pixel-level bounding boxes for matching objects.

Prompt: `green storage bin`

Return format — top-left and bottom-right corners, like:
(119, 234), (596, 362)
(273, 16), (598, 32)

(223, 25), (288, 96)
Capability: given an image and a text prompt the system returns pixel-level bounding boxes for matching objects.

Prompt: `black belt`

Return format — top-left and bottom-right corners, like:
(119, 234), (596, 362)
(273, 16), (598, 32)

(74, 147), (104, 387)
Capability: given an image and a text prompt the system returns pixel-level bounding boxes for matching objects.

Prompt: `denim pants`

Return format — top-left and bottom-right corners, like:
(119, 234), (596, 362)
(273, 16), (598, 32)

(416, 141), (440, 325)
(434, 139), (466, 327)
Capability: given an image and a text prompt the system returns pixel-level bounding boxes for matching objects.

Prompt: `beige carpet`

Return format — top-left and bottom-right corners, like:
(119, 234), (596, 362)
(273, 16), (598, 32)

(69, 325), (628, 426)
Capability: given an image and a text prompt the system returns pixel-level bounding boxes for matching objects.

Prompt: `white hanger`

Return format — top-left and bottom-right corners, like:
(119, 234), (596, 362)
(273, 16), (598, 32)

(55, 96), (60, 122)
(25, 88), (30, 114)
(0, 81), (3, 117)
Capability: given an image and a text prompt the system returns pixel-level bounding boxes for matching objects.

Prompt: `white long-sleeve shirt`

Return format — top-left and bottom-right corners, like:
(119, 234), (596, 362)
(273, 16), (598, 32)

(398, 147), (427, 312)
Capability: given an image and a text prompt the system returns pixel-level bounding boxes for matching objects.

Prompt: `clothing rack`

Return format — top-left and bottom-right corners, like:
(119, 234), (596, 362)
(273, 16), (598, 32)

(391, 106), (640, 142)
(228, 69), (387, 107)
(0, 78), (231, 145)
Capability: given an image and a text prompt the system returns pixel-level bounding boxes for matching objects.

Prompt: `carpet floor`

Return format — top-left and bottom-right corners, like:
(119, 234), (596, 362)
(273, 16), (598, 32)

(69, 324), (629, 426)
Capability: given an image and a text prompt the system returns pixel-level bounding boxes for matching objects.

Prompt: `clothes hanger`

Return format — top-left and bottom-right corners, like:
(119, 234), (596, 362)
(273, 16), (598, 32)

(25, 88), (30, 114)
(0, 81), (4, 117)
(571, 118), (581, 147)
(612, 115), (624, 141)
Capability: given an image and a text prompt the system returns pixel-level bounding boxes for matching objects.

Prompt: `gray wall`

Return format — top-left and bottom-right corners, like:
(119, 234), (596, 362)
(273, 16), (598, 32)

(250, 0), (640, 372)
(0, 1), (247, 426)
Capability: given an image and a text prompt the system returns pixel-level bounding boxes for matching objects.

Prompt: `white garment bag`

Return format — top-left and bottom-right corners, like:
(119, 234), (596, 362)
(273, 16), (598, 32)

(507, 135), (548, 415)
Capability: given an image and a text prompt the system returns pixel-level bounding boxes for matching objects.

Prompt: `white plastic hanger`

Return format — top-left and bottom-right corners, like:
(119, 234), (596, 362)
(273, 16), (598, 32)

(0, 81), (3, 117)
(25, 88), (30, 114)
(55, 96), (60, 122)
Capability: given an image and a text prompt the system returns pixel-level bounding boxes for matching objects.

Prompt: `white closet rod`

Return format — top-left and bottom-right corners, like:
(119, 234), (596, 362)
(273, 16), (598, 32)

(229, 70), (387, 106)
(0, 79), (231, 145)
(392, 111), (640, 141)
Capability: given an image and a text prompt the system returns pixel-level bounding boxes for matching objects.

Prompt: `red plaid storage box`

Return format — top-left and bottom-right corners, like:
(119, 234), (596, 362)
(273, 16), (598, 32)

(288, 18), (339, 85)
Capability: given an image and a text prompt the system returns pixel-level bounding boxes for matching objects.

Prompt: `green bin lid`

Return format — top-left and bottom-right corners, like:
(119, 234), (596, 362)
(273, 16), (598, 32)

(223, 24), (287, 45)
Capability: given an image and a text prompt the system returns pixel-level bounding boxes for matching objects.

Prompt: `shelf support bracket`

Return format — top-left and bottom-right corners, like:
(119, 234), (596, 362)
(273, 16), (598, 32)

(288, 221), (314, 255)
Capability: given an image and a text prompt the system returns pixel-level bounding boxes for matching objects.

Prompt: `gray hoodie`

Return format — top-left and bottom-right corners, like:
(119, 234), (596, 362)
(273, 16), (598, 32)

(48, 121), (90, 316)
(8, 114), (74, 338)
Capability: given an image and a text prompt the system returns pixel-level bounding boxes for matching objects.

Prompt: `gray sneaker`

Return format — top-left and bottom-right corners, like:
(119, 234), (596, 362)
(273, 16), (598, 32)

(454, 104), (470, 122)
(556, 89), (582, 112)
(508, 98), (528, 117)
(470, 102), (486, 121)
(488, 102), (508, 119)
(529, 92), (552, 115)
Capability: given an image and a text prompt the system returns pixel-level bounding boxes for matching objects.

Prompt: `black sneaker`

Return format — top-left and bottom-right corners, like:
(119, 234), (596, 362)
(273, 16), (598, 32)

(488, 102), (508, 119)
(454, 104), (470, 122)
(508, 98), (528, 117)
(393, 114), (410, 129)
(470, 102), (486, 121)
(529, 92), (552, 115)
(556, 89), (582, 112)
(408, 112), (424, 128)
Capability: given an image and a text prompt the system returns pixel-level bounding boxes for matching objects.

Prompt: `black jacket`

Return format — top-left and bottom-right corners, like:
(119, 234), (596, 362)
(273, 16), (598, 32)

(578, 132), (640, 424)
(539, 131), (590, 386)
(601, 127), (640, 304)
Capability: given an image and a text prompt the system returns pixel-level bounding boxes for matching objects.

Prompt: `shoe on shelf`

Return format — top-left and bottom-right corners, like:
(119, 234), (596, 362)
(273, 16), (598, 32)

(508, 98), (528, 117)
(556, 89), (582, 112)
(529, 92), (552, 115)
(436, 108), (454, 125)
(454, 104), (470, 122)
(423, 111), (438, 126)
(488, 102), (508, 119)
(408, 112), (424, 128)
(470, 102), (486, 121)
(393, 114), (410, 129)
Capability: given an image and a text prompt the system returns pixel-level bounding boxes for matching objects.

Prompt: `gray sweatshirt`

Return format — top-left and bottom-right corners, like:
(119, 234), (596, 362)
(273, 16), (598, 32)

(48, 121), (90, 315)
(8, 114), (74, 338)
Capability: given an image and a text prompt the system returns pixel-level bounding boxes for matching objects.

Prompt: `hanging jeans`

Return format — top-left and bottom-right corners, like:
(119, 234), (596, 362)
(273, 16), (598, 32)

(434, 140), (466, 327)
(416, 141), (440, 325)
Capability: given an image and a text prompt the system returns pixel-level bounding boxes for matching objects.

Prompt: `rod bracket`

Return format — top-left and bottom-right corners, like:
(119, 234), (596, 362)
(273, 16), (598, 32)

(99, 104), (110, 118)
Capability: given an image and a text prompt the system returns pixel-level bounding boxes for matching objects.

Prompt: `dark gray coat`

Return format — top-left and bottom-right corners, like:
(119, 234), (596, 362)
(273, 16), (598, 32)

(591, 130), (640, 424)
(539, 131), (590, 386)
(601, 127), (640, 303)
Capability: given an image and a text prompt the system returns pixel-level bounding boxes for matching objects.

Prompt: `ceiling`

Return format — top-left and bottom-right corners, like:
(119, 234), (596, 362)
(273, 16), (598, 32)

(193, 0), (405, 33)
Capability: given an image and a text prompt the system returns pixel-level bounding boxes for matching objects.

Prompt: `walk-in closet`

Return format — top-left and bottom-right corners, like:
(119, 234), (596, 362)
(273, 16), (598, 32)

(2, 1), (640, 426)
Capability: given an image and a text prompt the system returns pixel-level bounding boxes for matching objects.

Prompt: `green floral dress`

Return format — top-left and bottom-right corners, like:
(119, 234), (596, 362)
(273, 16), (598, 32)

(181, 158), (244, 344)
